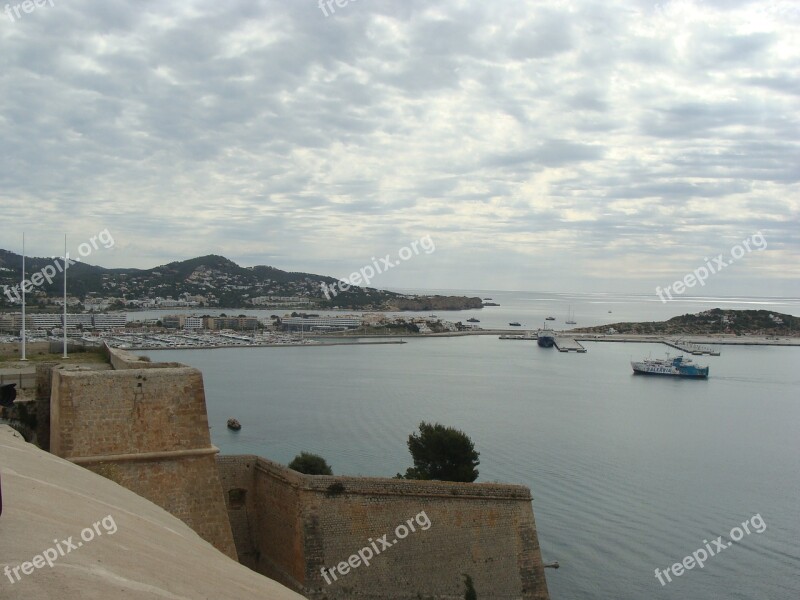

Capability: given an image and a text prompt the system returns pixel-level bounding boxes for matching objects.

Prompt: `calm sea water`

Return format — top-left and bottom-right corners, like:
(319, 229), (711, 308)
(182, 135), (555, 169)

(142, 293), (800, 600)
(129, 289), (800, 332)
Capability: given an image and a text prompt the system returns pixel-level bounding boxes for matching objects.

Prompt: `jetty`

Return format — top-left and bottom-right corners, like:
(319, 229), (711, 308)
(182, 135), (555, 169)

(499, 332), (537, 341)
(553, 337), (586, 353)
(663, 339), (721, 356)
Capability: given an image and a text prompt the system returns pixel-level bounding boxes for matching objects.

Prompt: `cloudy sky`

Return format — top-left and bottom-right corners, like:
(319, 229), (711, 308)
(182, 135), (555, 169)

(1, 0), (798, 296)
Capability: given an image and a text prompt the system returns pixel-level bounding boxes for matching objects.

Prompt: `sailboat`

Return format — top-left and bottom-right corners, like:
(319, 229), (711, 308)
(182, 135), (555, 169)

(565, 305), (577, 325)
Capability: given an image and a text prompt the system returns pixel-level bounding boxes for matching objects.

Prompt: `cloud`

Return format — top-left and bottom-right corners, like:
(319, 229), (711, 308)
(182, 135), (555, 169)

(0, 0), (797, 295)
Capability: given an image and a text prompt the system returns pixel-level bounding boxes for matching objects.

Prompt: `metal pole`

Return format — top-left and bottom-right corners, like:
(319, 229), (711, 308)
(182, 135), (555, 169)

(20, 232), (27, 361)
(63, 234), (68, 358)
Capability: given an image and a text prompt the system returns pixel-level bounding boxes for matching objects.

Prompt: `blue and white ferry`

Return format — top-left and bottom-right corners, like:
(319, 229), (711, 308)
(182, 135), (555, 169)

(631, 354), (709, 378)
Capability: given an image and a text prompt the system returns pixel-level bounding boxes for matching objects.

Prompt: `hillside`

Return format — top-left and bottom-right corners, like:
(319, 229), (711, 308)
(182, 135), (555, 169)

(573, 309), (798, 336)
(0, 250), (481, 311)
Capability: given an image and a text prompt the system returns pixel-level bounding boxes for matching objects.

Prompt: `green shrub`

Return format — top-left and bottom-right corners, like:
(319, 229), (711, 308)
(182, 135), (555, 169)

(288, 452), (333, 475)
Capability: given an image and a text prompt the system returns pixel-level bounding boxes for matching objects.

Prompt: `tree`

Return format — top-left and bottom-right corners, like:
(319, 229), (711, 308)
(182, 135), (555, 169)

(288, 452), (333, 475)
(400, 422), (479, 482)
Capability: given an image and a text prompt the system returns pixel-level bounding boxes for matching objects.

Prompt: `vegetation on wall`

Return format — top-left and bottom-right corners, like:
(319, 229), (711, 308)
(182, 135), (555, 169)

(288, 451), (333, 475)
(398, 421), (480, 483)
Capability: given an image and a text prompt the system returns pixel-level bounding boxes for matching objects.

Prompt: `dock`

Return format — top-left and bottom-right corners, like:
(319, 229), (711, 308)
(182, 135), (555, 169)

(553, 337), (586, 353)
(499, 333), (537, 341)
(663, 339), (721, 356)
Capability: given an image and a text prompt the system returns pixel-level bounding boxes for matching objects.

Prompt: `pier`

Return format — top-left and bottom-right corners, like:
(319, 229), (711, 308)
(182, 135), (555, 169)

(553, 337), (587, 353)
(663, 339), (721, 356)
(499, 332), (537, 341)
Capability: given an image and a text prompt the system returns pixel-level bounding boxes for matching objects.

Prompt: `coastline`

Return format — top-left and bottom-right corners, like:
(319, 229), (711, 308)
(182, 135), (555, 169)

(126, 331), (800, 351)
(3, 331), (797, 355)
(130, 339), (408, 351)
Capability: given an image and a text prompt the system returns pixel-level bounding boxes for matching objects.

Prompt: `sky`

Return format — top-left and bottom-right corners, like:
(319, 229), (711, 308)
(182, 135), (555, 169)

(1, 0), (798, 296)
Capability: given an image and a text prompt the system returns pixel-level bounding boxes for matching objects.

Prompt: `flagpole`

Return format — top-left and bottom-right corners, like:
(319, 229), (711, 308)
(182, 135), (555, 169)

(20, 232), (27, 361)
(63, 234), (68, 359)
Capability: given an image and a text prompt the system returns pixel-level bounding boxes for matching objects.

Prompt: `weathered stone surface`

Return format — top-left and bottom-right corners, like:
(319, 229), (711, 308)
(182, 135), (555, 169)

(50, 345), (237, 559)
(0, 425), (306, 600)
(218, 456), (551, 600)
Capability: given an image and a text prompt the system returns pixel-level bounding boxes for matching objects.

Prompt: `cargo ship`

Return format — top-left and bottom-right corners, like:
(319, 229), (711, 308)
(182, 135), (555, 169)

(537, 327), (555, 348)
(631, 355), (709, 378)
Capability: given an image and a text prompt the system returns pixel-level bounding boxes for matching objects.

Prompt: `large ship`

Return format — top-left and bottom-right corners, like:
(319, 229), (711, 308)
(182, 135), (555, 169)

(537, 327), (555, 348)
(631, 355), (709, 378)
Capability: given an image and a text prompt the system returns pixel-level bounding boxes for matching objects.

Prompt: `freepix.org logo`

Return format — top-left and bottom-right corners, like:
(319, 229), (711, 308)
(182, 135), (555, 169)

(2, 229), (115, 304)
(4, 0), (55, 23)
(318, 0), (357, 18)
(653, 513), (767, 586)
(655, 232), (767, 303)
(321, 511), (432, 585)
(4, 514), (118, 585)
(320, 235), (435, 300)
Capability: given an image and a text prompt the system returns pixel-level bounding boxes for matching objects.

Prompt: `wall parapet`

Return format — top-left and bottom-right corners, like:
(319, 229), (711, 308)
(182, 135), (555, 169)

(103, 342), (185, 370)
(217, 454), (550, 600)
(252, 455), (533, 501)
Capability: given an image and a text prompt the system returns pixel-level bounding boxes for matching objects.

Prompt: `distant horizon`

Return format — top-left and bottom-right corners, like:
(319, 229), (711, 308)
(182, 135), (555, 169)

(2, 246), (799, 300)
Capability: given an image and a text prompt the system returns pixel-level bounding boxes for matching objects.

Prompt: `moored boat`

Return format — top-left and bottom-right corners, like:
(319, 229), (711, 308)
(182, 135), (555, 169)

(631, 355), (709, 378)
(565, 305), (576, 325)
(537, 327), (555, 348)
(227, 418), (242, 431)
(509, 322), (521, 326)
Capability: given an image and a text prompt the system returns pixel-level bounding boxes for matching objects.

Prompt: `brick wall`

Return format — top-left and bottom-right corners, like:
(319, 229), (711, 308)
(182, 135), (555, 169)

(217, 455), (260, 570)
(50, 350), (237, 560)
(34, 362), (58, 450)
(51, 367), (213, 457)
(218, 456), (550, 600)
(0, 341), (49, 358)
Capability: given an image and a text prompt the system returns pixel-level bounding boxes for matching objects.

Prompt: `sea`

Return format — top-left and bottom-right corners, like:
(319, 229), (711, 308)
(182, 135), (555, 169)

(140, 291), (800, 600)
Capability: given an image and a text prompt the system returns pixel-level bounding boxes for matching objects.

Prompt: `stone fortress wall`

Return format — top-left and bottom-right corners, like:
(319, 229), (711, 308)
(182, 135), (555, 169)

(217, 455), (550, 599)
(49, 344), (237, 559)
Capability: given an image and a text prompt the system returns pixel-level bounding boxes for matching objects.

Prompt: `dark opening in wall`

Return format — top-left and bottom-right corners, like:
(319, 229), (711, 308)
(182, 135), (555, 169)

(228, 488), (246, 509)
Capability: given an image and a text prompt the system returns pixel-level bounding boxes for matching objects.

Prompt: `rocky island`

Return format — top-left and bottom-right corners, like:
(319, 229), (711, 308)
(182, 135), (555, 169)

(572, 308), (798, 336)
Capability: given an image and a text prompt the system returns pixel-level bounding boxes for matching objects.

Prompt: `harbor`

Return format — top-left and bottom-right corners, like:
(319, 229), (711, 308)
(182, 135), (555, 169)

(494, 329), (798, 354)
